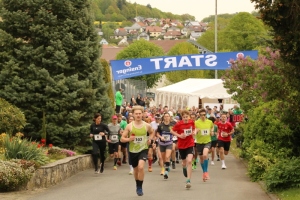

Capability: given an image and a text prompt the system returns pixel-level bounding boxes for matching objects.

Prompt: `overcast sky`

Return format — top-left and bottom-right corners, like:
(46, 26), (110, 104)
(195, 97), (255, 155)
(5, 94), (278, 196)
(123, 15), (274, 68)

(134, 0), (257, 21)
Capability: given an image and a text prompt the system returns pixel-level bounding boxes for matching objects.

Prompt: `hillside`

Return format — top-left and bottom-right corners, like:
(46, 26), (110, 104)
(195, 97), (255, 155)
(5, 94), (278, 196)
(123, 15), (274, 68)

(91, 0), (195, 22)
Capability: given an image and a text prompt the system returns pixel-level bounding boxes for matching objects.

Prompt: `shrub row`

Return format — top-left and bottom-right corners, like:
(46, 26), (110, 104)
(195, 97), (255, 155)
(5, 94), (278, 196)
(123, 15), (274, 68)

(0, 159), (35, 191)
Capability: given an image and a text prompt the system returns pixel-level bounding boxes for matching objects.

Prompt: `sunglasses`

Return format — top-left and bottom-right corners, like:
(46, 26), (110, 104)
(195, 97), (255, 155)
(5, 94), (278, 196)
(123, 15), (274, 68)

(199, 114), (206, 116)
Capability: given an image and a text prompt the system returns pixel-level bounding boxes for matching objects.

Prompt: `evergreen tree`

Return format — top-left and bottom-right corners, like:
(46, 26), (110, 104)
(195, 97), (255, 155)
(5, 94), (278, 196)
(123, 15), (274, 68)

(0, 0), (113, 148)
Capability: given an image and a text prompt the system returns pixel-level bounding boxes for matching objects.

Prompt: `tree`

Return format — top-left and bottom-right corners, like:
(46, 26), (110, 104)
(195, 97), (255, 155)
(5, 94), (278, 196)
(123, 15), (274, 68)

(201, 13), (236, 23)
(0, 0), (113, 148)
(101, 58), (114, 108)
(222, 12), (269, 51)
(251, 0), (300, 69)
(0, 98), (26, 135)
(197, 18), (232, 52)
(116, 40), (165, 88)
(198, 13), (269, 52)
(117, 0), (123, 10)
(165, 42), (209, 83)
(146, 4), (152, 9)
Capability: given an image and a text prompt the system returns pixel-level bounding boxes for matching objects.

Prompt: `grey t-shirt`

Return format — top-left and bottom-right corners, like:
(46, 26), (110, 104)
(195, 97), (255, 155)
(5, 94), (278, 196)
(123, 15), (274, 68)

(108, 123), (121, 143)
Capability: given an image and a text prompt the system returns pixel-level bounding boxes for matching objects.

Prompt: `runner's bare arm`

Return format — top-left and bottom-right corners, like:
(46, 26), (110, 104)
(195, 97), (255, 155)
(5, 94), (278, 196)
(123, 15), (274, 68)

(170, 129), (183, 138)
(146, 124), (155, 140)
(120, 124), (134, 143)
(228, 127), (235, 135)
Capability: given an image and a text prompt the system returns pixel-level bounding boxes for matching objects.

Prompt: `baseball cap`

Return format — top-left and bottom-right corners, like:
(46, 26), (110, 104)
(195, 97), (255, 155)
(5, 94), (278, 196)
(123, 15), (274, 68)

(112, 115), (118, 119)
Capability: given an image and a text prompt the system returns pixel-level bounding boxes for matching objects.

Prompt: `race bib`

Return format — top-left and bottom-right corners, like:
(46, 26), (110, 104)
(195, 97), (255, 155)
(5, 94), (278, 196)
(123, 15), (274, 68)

(94, 134), (102, 141)
(111, 135), (118, 140)
(221, 131), (228, 137)
(172, 136), (177, 141)
(134, 136), (144, 144)
(201, 129), (209, 136)
(184, 129), (192, 136)
(162, 134), (171, 141)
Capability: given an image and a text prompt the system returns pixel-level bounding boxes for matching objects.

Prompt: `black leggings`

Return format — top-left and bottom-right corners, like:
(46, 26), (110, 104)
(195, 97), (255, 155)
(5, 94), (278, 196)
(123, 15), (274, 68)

(92, 142), (106, 170)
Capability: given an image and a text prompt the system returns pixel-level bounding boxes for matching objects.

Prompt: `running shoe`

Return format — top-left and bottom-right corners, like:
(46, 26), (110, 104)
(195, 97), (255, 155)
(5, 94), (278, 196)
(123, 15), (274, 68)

(182, 168), (187, 177)
(222, 164), (227, 169)
(185, 181), (191, 189)
(164, 171), (169, 179)
(211, 161), (215, 165)
(176, 160), (180, 164)
(114, 166), (117, 170)
(192, 163), (196, 170)
(172, 162), (176, 169)
(136, 187), (144, 196)
(160, 168), (165, 175)
(129, 170), (133, 175)
(205, 172), (210, 180)
(95, 169), (100, 174)
(148, 166), (153, 172)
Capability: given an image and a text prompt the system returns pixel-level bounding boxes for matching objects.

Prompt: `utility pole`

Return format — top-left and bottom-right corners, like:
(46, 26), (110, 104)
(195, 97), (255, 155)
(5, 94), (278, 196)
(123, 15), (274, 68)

(214, 0), (218, 79)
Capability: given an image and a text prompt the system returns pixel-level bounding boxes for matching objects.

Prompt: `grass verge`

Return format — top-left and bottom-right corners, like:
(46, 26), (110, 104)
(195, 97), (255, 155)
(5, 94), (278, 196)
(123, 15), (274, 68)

(275, 188), (300, 200)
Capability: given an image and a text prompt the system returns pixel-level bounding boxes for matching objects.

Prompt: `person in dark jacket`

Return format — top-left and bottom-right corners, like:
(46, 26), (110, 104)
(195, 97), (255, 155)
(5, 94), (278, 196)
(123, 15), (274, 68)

(90, 113), (110, 173)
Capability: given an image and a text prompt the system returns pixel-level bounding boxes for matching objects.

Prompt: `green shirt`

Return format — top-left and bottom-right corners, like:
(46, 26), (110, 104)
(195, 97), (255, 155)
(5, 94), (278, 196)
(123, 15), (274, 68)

(115, 91), (123, 106)
(195, 119), (214, 144)
(129, 122), (148, 153)
(119, 120), (127, 140)
(211, 124), (218, 141)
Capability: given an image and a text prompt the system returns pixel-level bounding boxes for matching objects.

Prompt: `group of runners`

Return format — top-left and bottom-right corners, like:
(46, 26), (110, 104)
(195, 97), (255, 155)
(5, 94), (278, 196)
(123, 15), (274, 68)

(90, 105), (234, 196)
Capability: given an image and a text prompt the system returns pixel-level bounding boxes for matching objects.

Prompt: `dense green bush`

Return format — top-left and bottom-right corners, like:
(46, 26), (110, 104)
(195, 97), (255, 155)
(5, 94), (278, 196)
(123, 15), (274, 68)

(264, 158), (300, 191)
(0, 160), (35, 191)
(3, 135), (49, 166)
(0, 98), (26, 135)
(241, 100), (293, 181)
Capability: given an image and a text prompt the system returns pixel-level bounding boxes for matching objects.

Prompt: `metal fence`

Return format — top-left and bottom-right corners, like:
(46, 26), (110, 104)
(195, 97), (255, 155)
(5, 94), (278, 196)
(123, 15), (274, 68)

(112, 79), (147, 103)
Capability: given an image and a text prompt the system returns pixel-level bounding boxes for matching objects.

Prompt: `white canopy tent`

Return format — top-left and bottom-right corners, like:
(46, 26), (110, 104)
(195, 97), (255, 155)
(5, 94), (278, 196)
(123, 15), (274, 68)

(155, 78), (234, 110)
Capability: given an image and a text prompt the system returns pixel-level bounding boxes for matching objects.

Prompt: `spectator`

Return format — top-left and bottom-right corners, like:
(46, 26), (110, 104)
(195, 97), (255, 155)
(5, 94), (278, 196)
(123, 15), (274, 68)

(115, 88), (123, 114)
(206, 108), (216, 118)
(140, 97), (146, 107)
(136, 94), (142, 105)
(130, 95), (136, 106)
(149, 98), (155, 108)
(145, 97), (150, 108)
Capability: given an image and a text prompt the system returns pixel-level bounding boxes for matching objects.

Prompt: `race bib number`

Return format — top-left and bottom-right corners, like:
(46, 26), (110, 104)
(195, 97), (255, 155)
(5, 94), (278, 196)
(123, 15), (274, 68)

(172, 136), (177, 141)
(134, 136), (144, 144)
(94, 134), (102, 141)
(111, 135), (118, 140)
(221, 131), (228, 137)
(184, 129), (192, 136)
(201, 129), (209, 136)
(162, 134), (171, 141)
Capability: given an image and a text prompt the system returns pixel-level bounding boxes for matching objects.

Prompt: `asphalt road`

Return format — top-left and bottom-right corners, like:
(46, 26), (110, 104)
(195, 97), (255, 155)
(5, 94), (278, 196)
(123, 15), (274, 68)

(0, 153), (272, 200)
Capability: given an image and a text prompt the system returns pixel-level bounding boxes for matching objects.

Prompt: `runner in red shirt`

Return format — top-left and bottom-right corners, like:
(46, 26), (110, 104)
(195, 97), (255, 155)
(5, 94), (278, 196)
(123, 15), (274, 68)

(216, 113), (234, 169)
(171, 110), (195, 189)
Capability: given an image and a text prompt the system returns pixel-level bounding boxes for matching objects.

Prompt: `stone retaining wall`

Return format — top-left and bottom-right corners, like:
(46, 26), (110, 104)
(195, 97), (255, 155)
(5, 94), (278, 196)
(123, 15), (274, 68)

(26, 154), (93, 190)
